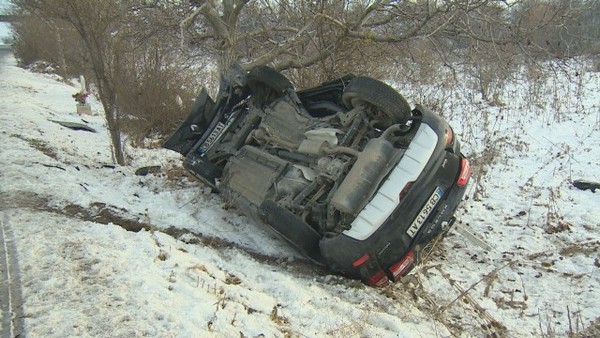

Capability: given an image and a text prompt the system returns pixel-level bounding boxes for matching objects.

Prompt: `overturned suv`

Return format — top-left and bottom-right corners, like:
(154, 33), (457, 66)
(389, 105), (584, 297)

(164, 65), (471, 286)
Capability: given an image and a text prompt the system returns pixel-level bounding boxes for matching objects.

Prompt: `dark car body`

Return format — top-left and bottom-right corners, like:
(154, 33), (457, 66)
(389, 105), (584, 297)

(164, 65), (471, 286)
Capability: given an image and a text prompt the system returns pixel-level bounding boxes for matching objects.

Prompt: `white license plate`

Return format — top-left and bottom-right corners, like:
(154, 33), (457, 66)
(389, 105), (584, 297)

(407, 187), (444, 238)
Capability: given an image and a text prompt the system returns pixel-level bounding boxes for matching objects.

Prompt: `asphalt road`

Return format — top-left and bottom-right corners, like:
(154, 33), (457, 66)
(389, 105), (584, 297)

(0, 45), (25, 337)
(0, 212), (24, 338)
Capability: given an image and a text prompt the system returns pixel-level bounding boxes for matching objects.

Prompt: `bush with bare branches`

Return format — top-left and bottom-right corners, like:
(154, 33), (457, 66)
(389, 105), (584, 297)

(8, 0), (599, 161)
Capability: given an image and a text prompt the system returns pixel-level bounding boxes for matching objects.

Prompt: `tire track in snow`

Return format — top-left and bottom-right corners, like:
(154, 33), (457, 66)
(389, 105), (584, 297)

(0, 192), (331, 281)
(57, 202), (331, 278)
(0, 211), (24, 338)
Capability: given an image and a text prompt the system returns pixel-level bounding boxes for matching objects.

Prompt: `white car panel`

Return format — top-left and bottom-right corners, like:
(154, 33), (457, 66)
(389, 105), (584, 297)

(343, 124), (439, 240)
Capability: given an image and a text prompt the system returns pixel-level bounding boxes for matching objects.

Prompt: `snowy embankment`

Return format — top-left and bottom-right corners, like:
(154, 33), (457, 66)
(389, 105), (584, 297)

(399, 60), (600, 336)
(1, 51), (598, 337)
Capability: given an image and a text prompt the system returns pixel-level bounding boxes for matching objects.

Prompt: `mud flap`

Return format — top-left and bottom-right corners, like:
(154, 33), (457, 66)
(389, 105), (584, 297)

(163, 88), (215, 155)
(258, 200), (324, 265)
(183, 154), (223, 191)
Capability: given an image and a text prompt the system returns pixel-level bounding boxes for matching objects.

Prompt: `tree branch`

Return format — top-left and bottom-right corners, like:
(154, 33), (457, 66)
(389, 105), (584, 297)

(272, 43), (336, 71)
(179, 2), (208, 50)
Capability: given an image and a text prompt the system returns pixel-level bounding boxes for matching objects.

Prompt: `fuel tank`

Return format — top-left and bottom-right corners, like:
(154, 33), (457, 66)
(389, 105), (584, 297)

(330, 138), (395, 215)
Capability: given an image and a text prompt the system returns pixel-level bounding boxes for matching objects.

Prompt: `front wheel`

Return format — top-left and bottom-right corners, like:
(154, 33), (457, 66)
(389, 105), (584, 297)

(342, 76), (411, 126)
(246, 65), (293, 107)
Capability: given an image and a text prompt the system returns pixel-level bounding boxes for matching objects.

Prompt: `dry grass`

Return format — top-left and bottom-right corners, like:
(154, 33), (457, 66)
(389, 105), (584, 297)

(559, 241), (600, 257)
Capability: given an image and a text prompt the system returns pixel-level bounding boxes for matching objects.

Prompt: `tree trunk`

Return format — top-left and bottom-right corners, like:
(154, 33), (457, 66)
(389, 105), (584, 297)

(102, 100), (126, 165)
(97, 74), (126, 166)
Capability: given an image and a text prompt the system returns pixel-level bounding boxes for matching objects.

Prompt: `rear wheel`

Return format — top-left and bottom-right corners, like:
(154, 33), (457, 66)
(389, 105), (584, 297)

(342, 76), (411, 126)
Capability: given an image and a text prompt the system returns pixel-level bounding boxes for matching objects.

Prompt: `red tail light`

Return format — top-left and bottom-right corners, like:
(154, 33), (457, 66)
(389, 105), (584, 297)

(352, 253), (370, 267)
(366, 271), (390, 287)
(389, 251), (415, 280)
(457, 158), (471, 187)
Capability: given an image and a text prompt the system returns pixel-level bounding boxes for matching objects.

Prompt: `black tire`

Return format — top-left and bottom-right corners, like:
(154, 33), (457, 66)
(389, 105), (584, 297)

(247, 66), (293, 106)
(342, 76), (411, 125)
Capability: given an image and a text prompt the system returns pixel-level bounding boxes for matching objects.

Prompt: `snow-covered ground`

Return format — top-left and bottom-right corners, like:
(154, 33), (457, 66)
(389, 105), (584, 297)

(1, 50), (598, 337)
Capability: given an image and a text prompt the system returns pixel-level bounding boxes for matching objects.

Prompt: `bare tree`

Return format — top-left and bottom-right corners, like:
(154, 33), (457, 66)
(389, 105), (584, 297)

(10, 0), (595, 157)
(173, 0), (587, 84)
(11, 0), (176, 165)
(178, 1), (410, 74)
(13, 0), (127, 164)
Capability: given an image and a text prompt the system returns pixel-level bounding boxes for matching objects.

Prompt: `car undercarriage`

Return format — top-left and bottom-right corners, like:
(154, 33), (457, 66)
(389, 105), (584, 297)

(164, 65), (471, 286)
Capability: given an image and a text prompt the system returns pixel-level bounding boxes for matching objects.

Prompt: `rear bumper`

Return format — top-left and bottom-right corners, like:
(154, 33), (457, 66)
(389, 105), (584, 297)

(320, 106), (470, 282)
